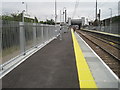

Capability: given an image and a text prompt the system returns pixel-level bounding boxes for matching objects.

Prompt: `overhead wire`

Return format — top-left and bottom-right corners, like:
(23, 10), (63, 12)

(72, 0), (79, 19)
(87, 1), (118, 21)
(71, 1), (118, 20)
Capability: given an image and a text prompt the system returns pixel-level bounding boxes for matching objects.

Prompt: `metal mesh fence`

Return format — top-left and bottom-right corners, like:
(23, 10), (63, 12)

(24, 22), (34, 51)
(36, 24), (43, 45)
(2, 20), (60, 65)
(2, 20), (20, 64)
(86, 22), (119, 34)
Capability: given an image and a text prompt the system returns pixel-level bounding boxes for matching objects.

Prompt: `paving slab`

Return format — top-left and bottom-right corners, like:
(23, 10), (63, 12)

(75, 32), (119, 89)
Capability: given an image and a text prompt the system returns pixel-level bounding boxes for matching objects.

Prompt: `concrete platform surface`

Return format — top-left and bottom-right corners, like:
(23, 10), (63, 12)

(75, 32), (119, 89)
(2, 31), (79, 88)
(1, 29), (119, 89)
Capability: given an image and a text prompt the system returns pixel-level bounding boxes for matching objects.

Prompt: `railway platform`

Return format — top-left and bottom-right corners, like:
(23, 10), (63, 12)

(2, 30), (120, 89)
(82, 29), (120, 38)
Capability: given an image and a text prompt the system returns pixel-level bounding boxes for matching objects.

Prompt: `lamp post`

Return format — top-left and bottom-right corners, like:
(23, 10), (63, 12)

(21, 10), (26, 55)
(55, 0), (57, 24)
(63, 7), (66, 23)
(22, 10), (25, 23)
(109, 8), (112, 33)
(60, 10), (61, 24)
(21, 2), (27, 55)
(22, 2), (28, 14)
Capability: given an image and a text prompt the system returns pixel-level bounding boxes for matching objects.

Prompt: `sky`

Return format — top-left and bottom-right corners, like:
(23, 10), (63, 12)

(1, 0), (120, 22)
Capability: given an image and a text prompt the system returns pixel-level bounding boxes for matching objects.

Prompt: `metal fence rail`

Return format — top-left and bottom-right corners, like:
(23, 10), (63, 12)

(1, 20), (60, 66)
(86, 22), (120, 34)
(2, 20), (20, 64)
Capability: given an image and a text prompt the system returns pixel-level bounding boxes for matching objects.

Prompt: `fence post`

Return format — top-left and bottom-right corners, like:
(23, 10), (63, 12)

(48, 25), (49, 40)
(52, 26), (54, 38)
(55, 25), (58, 38)
(19, 22), (26, 55)
(50, 26), (52, 39)
(47, 25), (49, 41)
(41, 24), (44, 43)
(0, 20), (2, 67)
(33, 23), (37, 47)
(54, 25), (56, 38)
(45, 25), (47, 42)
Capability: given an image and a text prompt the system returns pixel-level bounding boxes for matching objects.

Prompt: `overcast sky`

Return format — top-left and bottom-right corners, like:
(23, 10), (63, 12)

(1, 0), (120, 22)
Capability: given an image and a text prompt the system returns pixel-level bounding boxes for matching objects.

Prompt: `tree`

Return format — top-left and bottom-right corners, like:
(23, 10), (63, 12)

(46, 19), (55, 25)
(1, 13), (38, 23)
(93, 19), (99, 26)
(34, 17), (38, 23)
(39, 19), (55, 25)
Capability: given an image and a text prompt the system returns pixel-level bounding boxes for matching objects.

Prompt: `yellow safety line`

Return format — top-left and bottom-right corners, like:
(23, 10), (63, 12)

(71, 30), (98, 89)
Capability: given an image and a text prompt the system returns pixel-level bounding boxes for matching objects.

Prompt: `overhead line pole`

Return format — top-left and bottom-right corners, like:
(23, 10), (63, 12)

(55, 0), (57, 24)
(65, 9), (67, 23)
(96, 0), (97, 20)
(63, 10), (64, 23)
(22, 2), (28, 14)
(60, 10), (61, 24)
(63, 7), (66, 23)
(26, 3), (28, 14)
(109, 8), (112, 33)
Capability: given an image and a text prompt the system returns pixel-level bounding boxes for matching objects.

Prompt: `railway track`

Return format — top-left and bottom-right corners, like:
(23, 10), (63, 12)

(76, 30), (120, 78)
(85, 32), (120, 50)
(86, 33), (120, 50)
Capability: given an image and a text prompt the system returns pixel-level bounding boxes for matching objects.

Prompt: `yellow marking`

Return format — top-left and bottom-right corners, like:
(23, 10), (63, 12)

(109, 42), (115, 45)
(71, 30), (98, 89)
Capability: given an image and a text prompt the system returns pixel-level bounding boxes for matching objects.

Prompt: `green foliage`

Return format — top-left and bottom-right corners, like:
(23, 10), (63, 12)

(2, 15), (14, 21)
(34, 17), (38, 23)
(1, 13), (55, 24)
(39, 21), (44, 24)
(39, 19), (55, 25)
(1, 13), (38, 23)
(112, 16), (120, 23)
(46, 19), (55, 25)
(11, 13), (22, 21)
(93, 19), (99, 26)
(0, 15), (2, 20)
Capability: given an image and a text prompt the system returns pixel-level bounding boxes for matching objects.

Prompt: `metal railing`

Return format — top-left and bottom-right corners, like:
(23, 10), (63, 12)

(1, 20), (60, 67)
(86, 22), (119, 34)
